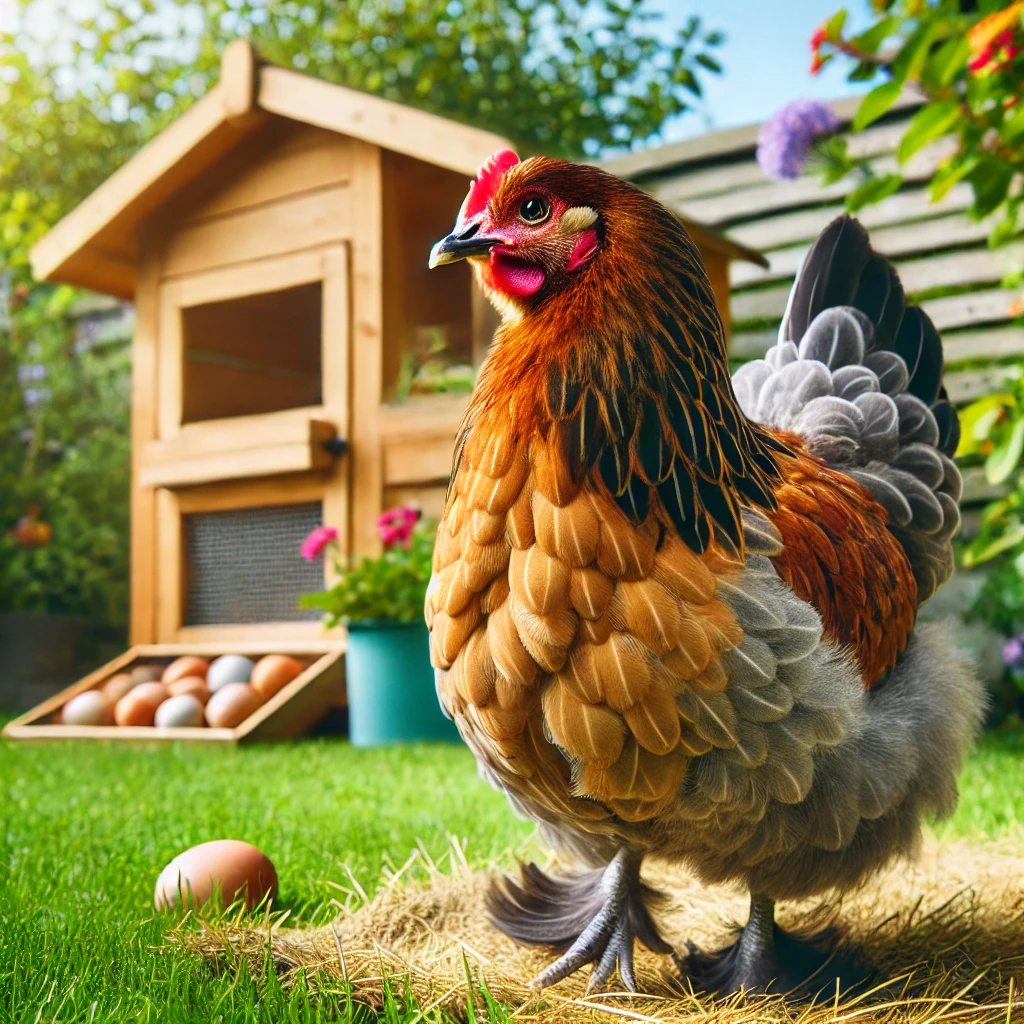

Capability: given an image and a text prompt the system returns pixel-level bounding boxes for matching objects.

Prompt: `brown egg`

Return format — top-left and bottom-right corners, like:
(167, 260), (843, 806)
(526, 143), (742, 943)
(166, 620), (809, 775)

(250, 655), (305, 701)
(154, 839), (277, 911)
(130, 663), (163, 685)
(102, 672), (137, 704)
(115, 681), (168, 726)
(162, 656), (210, 685)
(62, 690), (114, 726)
(166, 675), (210, 703)
(204, 683), (262, 728)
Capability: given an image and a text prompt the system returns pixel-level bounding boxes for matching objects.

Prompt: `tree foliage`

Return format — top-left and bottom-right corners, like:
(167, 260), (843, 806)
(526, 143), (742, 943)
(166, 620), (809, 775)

(0, 0), (721, 626)
(812, 1), (1024, 238)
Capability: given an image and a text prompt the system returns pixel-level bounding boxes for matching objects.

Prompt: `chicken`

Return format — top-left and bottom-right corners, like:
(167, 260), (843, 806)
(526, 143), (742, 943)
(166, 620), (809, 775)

(425, 150), (985, 995)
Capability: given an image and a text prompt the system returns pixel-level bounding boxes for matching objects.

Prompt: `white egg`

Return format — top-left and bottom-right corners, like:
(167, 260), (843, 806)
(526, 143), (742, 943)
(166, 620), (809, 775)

(206, 654), (255, 693)
(154, 693), (205, 728)
(62, 690), (112, 726)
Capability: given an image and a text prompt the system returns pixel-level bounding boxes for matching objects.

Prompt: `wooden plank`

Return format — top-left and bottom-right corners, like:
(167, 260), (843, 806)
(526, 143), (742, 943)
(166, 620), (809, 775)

(161, 185), (351, 279)
(348, 141), (385, 558)
(732, 240), (1024, 292)
(945, 367), (1016, 403)
(176, 622), (334, 644)
(130, 242), (162, 644)
(175, 473), (325, 514)
(385, 436), (458, 486)
(155, 487), (183, 642)
(943, 327), (1024, 365)
(175, 249), (325, 307)
(646, 119), (913, 206)
(379, 393), (469, 442)
(599, 92), (915, 180)
(678, 141), (956, 226)
(383, 484), (448, 520)
(140, 414), (337, 489)
(258, 65), (508, 177)
(186, 126), (352, 224)
(732, 285), (790, 324)
(729, 329), (777, 361)
(157, 279), (184, 439)
(320, 245), (352, 579)
(728, 184), (974, 252)
(924, 289), (1023, 334)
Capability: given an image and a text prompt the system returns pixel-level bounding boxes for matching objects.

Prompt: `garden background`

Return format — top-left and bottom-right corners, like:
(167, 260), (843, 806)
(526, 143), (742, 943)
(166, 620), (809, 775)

(3, 1), (1024, 1021)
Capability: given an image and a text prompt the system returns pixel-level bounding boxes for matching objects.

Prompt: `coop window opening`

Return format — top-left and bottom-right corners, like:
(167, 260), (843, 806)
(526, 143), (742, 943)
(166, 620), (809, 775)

(181, 281), (323, 423)
(183, 501), (326, 626)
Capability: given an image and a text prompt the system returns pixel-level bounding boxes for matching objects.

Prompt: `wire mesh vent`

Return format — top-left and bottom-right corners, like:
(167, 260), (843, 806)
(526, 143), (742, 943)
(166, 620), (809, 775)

(184, 502), (325, 625)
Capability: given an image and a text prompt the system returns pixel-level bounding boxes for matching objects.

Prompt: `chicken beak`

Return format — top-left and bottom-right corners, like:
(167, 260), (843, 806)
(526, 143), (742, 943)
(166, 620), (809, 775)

(428, 225), (504, 268)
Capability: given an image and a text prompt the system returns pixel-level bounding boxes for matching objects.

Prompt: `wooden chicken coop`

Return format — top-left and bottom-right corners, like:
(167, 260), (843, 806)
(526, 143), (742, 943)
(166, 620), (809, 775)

(29, 40), (767, 650)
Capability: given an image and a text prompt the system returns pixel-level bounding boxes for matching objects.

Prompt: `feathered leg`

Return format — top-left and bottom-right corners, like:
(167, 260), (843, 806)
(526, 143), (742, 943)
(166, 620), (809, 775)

(679, 893), (869, 997)
(486, 847), (671, 992)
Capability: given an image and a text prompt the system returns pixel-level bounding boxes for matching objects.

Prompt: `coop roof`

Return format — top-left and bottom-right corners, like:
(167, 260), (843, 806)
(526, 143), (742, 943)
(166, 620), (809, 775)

(30, 40), (511, 297)
(32, 39), (768, 298)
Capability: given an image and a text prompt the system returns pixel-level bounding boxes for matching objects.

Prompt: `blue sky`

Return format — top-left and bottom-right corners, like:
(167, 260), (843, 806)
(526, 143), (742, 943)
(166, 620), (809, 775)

(651, 0), (874, 141)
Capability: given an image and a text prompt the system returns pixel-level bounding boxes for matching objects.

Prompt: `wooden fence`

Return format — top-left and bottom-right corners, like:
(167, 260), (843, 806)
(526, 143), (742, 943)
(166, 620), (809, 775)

(605, 96), (1024, 518)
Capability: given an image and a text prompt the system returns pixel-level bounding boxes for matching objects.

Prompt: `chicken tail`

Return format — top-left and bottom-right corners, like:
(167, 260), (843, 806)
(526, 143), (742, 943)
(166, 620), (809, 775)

(732, 214), (962, 604)
(485, 860), (672, 954)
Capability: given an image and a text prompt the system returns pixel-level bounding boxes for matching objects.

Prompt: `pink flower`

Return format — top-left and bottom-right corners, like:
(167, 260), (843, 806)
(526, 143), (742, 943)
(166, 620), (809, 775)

(301, 525), (338, 560)
(377, 505), (421, 549)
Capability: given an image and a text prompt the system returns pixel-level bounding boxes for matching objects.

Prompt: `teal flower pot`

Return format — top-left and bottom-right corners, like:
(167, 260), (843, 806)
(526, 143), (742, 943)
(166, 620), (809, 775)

(345, 620), (459, 746)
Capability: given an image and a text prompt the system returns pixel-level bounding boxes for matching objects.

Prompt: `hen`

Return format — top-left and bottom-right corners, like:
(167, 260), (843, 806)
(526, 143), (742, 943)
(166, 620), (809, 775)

(425, 150), (984, 995)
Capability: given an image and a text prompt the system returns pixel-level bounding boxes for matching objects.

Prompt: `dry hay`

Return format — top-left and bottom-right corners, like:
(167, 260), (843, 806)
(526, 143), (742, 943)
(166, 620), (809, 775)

(184, 836), (1024, 1023)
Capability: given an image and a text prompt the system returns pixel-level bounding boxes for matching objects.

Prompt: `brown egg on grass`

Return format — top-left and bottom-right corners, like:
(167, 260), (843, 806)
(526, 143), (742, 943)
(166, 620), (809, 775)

(250, 655), (305, 701)
(62, 690), (114, 726)
(101, 672), (137, 704)
(162, 656), (210, 685)
(154, 840), (277, 911)
(204, 683), (262, 729)
(115, 682), (168, 726)
(166, 675), (210, 704)
(130, 663), (163, 686)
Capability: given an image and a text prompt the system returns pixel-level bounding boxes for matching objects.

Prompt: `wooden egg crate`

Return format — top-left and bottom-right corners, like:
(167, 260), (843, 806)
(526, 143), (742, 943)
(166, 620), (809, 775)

(1, 642), (345, 744)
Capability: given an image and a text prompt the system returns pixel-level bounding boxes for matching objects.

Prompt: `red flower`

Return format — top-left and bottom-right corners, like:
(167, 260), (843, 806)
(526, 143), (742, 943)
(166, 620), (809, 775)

(301, 525), (338, 560)
(377, 505), (421, 549)
(810, 24), (828, 75)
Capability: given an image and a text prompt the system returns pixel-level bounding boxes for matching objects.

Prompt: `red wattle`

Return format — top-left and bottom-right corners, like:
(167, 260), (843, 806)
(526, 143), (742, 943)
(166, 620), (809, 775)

(490, 251), (546, 296)
(567, 228), (599, 271)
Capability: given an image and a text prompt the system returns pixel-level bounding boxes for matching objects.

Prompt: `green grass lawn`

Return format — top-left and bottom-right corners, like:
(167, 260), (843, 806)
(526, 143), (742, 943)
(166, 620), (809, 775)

(1, 728), (1022, 1023)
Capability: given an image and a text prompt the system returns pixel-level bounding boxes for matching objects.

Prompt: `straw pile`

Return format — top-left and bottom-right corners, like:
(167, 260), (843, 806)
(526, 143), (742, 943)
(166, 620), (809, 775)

(185, 836), (1024, 1023)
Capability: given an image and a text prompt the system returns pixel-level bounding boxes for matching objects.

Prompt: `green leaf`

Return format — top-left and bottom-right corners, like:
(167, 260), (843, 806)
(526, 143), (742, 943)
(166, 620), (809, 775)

(925, 35), (970, 87)
(896, 101), (960, 164)
(930, 155), (979, 202)
(963, 522), (1024, 567)
(969, 157), (1015, 220)
(890, 22), (940, 84)
(845, 172), (903, 212)
(852, 80), (902, 131)
(823, 9), (847, 40)
(852, 16), (896, 55)
(987, 417), (1024, 484)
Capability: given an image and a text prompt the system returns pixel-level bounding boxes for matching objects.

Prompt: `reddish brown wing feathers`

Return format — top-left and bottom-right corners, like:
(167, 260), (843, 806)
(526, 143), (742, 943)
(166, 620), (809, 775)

(767, 435), (918, 685)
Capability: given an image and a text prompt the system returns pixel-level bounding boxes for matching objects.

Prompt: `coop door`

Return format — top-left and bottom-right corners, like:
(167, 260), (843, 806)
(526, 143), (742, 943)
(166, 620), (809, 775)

(145, 247), (350, 643)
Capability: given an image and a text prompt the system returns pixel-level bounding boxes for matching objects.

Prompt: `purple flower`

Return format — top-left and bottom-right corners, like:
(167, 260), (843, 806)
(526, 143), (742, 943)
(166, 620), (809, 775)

(17, 363), (46, 386)
(301, 525), (338, 560)
(1003, 635), (1024, 668)
(757, 100), (841, 181)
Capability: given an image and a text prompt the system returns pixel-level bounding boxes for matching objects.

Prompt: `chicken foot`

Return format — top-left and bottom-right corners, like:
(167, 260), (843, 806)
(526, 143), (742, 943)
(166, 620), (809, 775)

(679, 893), (869, 997)
(487, 846), (671, 992)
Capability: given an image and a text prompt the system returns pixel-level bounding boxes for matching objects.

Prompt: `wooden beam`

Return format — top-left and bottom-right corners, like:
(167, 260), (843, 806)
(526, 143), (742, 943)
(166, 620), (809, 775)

(221, 38), (260, 126)
(257, 64), (507, 177)
(348, 141), (385, 557)
(140, 408), (338, 488)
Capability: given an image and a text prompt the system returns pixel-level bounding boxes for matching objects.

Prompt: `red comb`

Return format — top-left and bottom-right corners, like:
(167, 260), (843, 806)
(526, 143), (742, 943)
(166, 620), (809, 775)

(463, 148), (520, 220)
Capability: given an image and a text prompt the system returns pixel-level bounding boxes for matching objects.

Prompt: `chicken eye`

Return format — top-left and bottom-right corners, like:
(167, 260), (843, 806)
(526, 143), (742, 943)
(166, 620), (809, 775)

(518, 196), (551, 225)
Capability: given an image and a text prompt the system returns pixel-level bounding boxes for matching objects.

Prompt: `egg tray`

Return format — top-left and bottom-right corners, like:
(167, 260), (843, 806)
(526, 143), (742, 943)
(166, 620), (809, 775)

(1, 642), (345, 744)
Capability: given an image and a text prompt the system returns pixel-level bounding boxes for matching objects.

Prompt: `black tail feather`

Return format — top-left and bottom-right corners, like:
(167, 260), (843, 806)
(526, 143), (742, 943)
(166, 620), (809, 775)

(486, 861), (673, 954)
